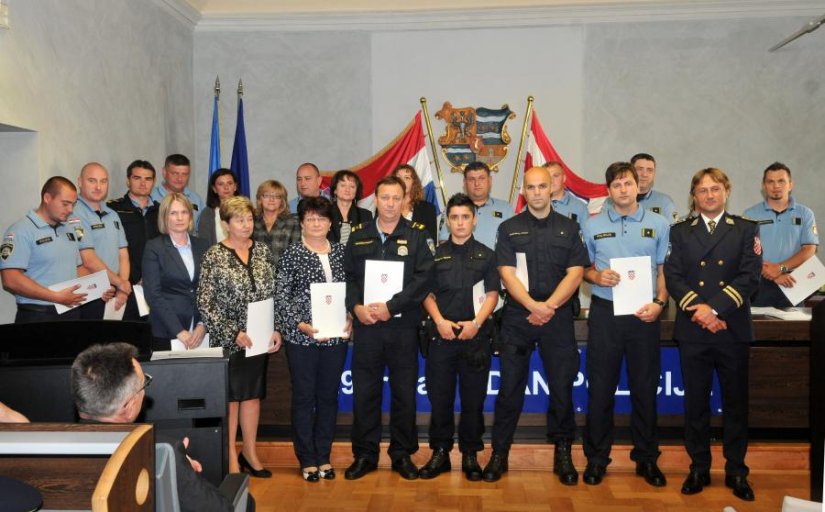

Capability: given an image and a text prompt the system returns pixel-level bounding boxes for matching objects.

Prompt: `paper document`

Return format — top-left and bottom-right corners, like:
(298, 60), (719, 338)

(133, 284), (150, 317)
(150, 347), (224, 360)
(610, 256), (653, 316)
(49, 270), (110, 314)
(171, 333), (210, 352)
(751, 307), (812, 321)
(781, 255), (825, 306)
(245, 298), (274, 357)
(515, 253), (529, 291)
(311, 282), (348, 339)
(103, 298), (126, 320)
(363, 260), (404, 305)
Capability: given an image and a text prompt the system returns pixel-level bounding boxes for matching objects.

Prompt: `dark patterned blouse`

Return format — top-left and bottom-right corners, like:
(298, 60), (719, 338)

(197, 241), (276, 354)
(252, 214), (300, 271)
(275, 241), (348, 347)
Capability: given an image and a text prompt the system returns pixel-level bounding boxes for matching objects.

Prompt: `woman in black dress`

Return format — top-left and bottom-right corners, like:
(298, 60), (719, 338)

(197, 196), (281, 477)
(328, 170), (372, 245)
(197, 168), (240, 245)
(392, 163), (438, 239)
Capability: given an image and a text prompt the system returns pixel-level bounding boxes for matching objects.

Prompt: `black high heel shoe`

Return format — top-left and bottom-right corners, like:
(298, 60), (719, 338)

(238, 453), (272, 478)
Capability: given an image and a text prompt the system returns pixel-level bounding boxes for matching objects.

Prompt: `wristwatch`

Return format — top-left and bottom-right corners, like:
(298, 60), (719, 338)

(652, 298), (666, 307)
(779, 264), (789, 274)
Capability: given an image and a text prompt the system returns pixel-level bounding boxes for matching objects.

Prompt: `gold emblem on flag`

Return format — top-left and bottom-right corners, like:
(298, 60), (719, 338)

(434, 102), (515, 173)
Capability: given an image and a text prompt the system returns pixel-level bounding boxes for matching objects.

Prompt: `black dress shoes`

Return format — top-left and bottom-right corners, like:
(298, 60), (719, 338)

(482, 452), (508, 482)
(725, 474), (755, 501)
(681, 470), (711, 495)
(419, 448), (451, 479)
(391, 455), (419, 480)
(553, 440), (578, 486)
(462, 452), (483, 482)
(238, 453), (272, 478)
(635, 461), (667, 487)
(583, 462), (607, 485)
(345, 457), (377, 480)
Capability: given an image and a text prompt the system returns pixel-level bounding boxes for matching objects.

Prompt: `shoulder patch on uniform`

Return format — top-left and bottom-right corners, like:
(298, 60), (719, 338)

(594, 232), (616, 240)
(0, 242), (13, 261)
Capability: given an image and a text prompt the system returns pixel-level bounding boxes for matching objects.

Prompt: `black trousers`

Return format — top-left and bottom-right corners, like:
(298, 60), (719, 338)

(286, 342), (349, 468)
(679, 338), (750, 476)
(583, 297), (661, 466)
(350, 324), (419, 463)
(751, 279), (794, 307)
(491, 306), (578, 453)
(78, 298), (105, 319)
(15, 304), (80, 323)
(425, 338), (490, 453)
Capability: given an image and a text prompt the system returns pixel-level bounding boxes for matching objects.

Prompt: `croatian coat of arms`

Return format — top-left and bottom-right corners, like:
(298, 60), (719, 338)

(434, 102), (515, 173)
(381, 273), (388, 284)
(325, 295), (333, 305)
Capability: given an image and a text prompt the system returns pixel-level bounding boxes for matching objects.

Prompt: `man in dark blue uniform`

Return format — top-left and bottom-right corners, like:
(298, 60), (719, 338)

(483, 166), (590, 484)
(420, 193), (500, 481)
(107, 160), (160, 320)
(665, 168), (761, 502)
(344, 176), (434, 480)
(581, 162), (670, 487)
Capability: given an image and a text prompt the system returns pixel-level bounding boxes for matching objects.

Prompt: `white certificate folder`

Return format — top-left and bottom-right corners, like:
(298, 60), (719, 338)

(609, 256), (653, 316)
(781, 255), (825, 306)
(311, 282), (348, 338)
(245, 298), (274, 358)
(49, 270), (110, 314)
(363, 260), (404, 305)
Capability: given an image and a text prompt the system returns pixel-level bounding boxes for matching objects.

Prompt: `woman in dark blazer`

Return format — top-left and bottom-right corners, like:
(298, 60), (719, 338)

(392, 163), (438, 239)
(143, 193), (210, 351)
(328, 169), (372, 246)
(197, 168), (240, 245)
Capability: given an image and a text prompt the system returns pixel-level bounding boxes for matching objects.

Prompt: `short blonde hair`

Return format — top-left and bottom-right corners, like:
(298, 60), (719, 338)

(255, 180), (289, 218)
(157, 193), (194, 234)
(220, 195), (255, 223)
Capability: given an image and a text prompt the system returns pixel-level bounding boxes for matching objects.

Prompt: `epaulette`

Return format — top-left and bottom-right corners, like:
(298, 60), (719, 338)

(730, 214), (758, 224)
(410, 222), (426, 231)
(351, 223), (366, 233)
(673, 216), (693, 226)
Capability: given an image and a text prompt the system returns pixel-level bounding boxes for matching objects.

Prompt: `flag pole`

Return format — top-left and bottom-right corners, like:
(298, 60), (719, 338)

(420, 97), (448, 208)
(509, 96), (533, 204)
(215, 76), (222, 167)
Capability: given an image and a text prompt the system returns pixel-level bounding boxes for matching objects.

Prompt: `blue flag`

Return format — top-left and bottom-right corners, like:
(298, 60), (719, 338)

(230, 97), (251, 197)
(208, 95), (221, 177)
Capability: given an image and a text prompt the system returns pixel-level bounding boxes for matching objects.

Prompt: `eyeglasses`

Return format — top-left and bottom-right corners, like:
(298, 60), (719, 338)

(124, 373), (153, 408)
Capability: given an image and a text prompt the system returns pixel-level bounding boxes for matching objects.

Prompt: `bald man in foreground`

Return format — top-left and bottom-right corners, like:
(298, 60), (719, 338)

(483, 166), (590, 484)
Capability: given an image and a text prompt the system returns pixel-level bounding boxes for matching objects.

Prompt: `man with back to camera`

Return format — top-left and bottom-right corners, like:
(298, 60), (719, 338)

(665, 167), (761, 502)
(288, 162), (329, 214)
(580, 162), (670, 487)
(343, 175), (434, 481)
(74, 162), (131, 319)
(483, 166), (589, 485)
(107, 159), (161, 320)
(70, 342), (252, 511)
(631, 153), (679, 223)
(0, 177), (92, 322)
(743, 162), (818, 307)
(420, 193), (500, 481)
(150, 154), (205, 225)
(437, 161), (514, 249)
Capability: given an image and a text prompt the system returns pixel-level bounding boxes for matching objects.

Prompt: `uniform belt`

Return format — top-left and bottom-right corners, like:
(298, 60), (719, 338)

(17, 303), (57, 313)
